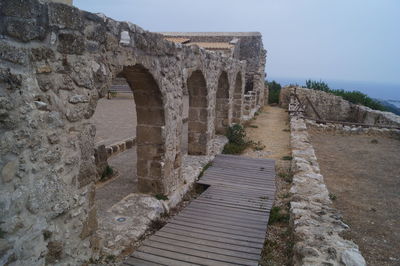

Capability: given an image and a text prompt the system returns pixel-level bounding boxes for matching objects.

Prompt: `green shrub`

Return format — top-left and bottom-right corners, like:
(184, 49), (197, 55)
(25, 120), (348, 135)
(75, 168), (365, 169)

(155, 194), (168, 201)
(305, 79), (386, 111)
(268, 206), (290, 224)
(223, 124), (251, 154)
(282, 156), (292, 161)
(266, 80), (282, 104)
(101, 166), (114, 181)
(198, 162), (212, 178)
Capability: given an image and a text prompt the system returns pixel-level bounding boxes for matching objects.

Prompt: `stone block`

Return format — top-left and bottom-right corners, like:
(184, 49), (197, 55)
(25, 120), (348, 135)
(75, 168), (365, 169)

(136, 126), (163, 144)
(150, 161), (162, 177)
(48, 2), (83, 30)
(136, 159), (148, 177)
(138, 177), (163, 194)
(57, 32), (85, 55)
(136, 107), (164, 125)
(125, 139), (134, 149)
(46, 241), (63, 264)
(1, 160), (18, 183)
(5, 17), (46, 42)
(1, 0), (45, 19)
(79, 207), (97, 239)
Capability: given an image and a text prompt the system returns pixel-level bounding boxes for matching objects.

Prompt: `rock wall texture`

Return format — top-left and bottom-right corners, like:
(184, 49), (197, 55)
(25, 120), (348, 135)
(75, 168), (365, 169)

(0, 0), (265, 264)
(289, 116), (366, 266)
(281, 87), (400, 127)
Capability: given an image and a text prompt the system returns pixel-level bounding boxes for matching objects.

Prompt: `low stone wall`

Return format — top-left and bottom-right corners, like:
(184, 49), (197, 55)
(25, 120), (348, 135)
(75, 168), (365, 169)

(289, 116), (366, 265)
(281, 87), (400, 127)
(93, 137), (136, 181)
(306, 120), (400, 138)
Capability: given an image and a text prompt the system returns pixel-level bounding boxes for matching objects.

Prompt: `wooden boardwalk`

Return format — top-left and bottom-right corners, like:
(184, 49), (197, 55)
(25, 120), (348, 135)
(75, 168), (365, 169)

(124, 154), (276, 266)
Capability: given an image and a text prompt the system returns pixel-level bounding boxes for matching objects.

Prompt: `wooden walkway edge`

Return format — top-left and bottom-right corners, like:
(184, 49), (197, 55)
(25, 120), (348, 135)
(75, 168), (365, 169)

(123, 154), (276, 266)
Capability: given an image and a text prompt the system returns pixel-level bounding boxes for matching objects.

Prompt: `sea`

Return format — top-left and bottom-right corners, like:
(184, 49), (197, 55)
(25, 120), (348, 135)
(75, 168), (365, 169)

(269, 77), (400, 106)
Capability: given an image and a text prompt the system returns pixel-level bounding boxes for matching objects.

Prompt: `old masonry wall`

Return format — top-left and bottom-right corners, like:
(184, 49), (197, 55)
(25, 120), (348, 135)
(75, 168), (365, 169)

(0, 0), (261, 264)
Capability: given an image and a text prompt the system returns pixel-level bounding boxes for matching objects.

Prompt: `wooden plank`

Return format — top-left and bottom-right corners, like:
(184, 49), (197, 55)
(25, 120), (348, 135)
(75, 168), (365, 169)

(131, 251), (199, 266)
(160, 227), (263, 249)
(175, 215), (265, 235)
(156, 231), (262, 254)
(143, 240), (259, 266)
(194, 197), (273, 210)
(168, 219), (265, 240)
(172, 216), (266, 235)
(189, 200), (270, 214)
(185, 202), (269, 219)
(179, 209), (269, 227)
(149, 235), (260, 261)
(164, 223), (264, 244)
(137, 246), (238, 266)
(124, 256), (164, 266)
(177, 211), (268, 231)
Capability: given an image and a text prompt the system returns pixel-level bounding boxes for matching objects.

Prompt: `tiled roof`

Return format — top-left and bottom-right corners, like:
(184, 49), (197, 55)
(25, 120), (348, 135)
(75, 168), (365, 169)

(164, 37), (191, 44)
(189, 42), (234, 50)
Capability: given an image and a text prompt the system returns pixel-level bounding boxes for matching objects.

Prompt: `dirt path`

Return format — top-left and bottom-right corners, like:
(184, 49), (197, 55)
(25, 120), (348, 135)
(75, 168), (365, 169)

(244, 105), (291, 160)
(309, 133), (400, 266)
(243, 106), (293, 266)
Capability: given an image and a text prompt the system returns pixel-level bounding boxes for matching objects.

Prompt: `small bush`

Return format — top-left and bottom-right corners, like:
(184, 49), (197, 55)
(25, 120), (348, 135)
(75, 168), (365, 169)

(101, 166), (114, 181)
(249, 125), (258, 128)
(268, 206), (290, 225)
(251, 140), (265, 151)
(329, 193), (337, 201)
(155, 194), (168, 201)
(278, 171), (293, 183)
(223, 124), (251, 154)
(282, 156), (292, 161)
(371, 139), (379, 144)
(198, 162), (212, 179)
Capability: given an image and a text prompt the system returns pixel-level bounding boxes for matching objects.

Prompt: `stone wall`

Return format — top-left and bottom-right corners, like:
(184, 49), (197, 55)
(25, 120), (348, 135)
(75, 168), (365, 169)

(280, 87), (400, 127)
(0, 0), (255, 264)
(161, 32), (267, 107)
(289, 116), (366, 266)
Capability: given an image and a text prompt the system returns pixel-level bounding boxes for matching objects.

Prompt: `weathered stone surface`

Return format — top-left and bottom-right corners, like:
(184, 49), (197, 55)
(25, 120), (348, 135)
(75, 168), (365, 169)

(1, 160), (18, 183)
(289, 115), (366, 266)
(281, 86), (400, 127)
(4, 17), (46, 42)
(57, 32), (85, 54)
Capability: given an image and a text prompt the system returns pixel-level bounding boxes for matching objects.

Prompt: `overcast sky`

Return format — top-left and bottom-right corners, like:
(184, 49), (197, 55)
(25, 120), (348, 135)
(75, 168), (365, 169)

(75, 0), (400, 85)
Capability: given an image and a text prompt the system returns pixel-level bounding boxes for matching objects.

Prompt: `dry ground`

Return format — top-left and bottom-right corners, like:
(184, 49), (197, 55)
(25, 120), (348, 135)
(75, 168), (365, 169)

(309, 132), (400, 266)
(243, 106), (294, 266)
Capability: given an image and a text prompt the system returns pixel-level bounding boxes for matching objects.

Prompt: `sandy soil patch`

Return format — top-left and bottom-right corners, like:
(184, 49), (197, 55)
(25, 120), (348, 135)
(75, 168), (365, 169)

(310, 132), (400, 266)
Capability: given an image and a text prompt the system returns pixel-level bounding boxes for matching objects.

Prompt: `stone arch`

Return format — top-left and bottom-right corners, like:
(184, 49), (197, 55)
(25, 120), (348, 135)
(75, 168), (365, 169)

(215, 71), (230, 134)
(119, 64), (166, 194)
(187, 70), (208, 155)
(232, 72), (243, 123)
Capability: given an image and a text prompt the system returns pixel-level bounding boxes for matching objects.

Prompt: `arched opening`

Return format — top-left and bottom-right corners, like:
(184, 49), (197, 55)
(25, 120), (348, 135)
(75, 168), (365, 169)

(121, 64), (165, 194)
(232, 72), (243, 124)
(187, 70), (208, 155)
(215, 71), (230, 134)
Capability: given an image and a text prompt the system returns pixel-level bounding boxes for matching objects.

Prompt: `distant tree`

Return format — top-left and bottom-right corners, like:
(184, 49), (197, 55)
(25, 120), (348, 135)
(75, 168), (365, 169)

(266, 80), (281, 104)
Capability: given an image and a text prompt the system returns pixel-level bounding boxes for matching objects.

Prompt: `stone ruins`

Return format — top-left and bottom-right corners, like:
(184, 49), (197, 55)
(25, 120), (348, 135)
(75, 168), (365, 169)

(0, 0), (267, 264)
